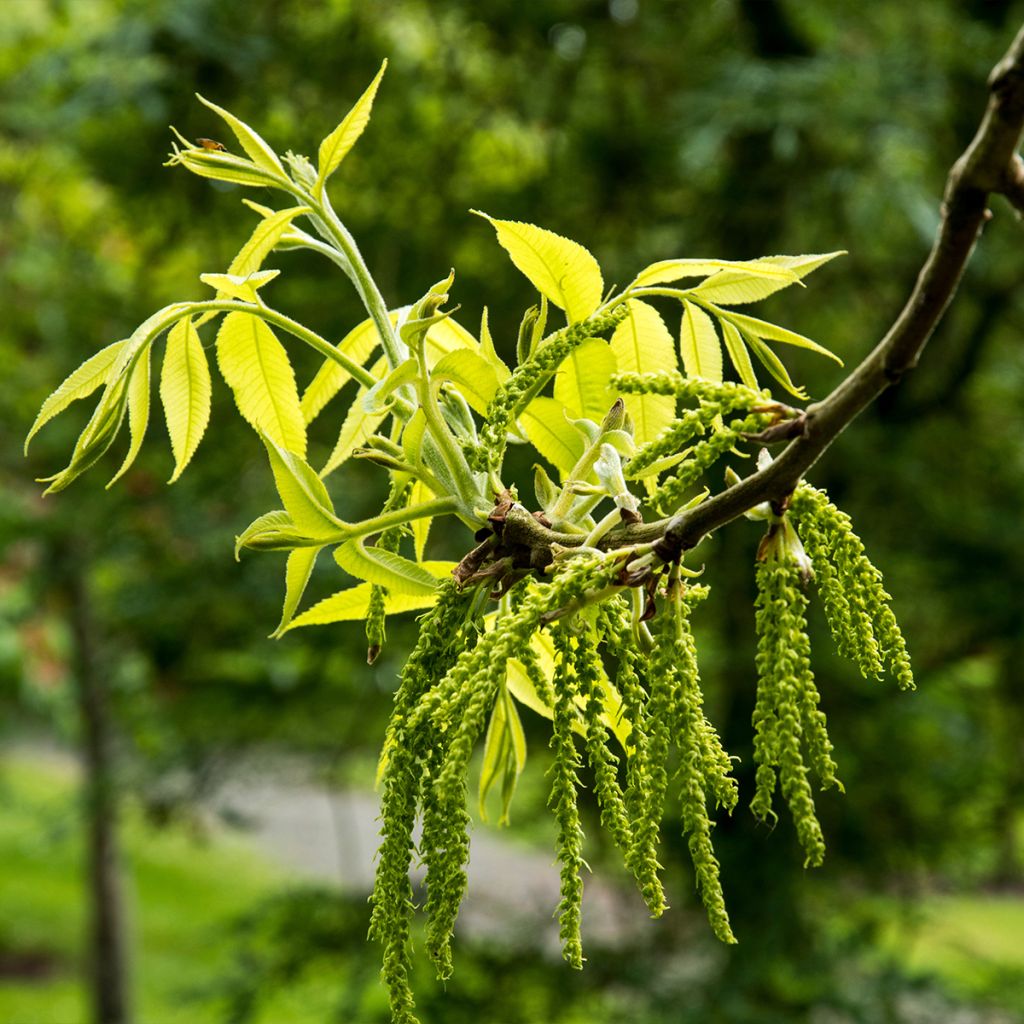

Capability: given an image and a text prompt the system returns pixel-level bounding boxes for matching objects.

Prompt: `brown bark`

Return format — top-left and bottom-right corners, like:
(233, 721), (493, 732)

(63, 545), (132, 1024)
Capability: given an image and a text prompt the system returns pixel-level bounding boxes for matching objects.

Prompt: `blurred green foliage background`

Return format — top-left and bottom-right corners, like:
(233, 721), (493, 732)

(2, 1), (1024, 1021)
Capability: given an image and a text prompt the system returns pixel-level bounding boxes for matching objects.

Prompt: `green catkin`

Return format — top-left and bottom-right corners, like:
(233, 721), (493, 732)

(631, 627), (679, 911)
(550, 627), (586, 968)
(611, 371), (766, 408)
(370, 581), (475, 1024)
(577, 627), (633, 858)
(678, 587), (738, 815)
(660, 588), (736, 942)
(647, 413), (769, 513)
(625, 409), (710, 476)
(753, 560), (827, 868)
(365, 478), (414, 663)
(789, 485), (915, 690)
(421, 741), (470, 980)
(472, 306), (628, 471)
(598, 601), (666, 916)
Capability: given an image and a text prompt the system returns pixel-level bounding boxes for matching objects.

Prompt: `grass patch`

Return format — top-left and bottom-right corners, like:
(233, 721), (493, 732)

(0, 750), (284, 1024)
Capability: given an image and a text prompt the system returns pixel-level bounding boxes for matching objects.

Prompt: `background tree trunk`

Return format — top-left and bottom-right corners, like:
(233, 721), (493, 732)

(61, 541), (132, 1024)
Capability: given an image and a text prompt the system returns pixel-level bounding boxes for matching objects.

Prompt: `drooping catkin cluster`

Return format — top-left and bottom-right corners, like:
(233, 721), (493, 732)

(788, 484), (914, 690)
(371, 551), (752, 1021)
(646, 412), (771, 515)
(471, 306), (628, 471)
(611, 371), (774, 514)
(370, 553), (623, 1022)
(751, 556), (838, 868)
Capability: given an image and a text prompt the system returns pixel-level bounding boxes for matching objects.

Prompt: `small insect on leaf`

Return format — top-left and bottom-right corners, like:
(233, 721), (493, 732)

(196, 137), (227, 151)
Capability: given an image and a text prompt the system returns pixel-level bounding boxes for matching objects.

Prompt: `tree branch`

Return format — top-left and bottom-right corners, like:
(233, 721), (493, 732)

(489, 23), (1024, 572)
(651, 21), (1024, 559)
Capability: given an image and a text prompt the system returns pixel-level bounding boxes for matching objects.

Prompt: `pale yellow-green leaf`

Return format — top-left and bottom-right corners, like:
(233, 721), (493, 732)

(424, 314), (480, 360)
(160, 317), (212, 482)
(333, 539), (438, 596)
(362, 358), (418, 414)
(229, 205), (311, 276)
(26, 339), (127, 451)
(632, 258), (801, 289)
(521, 397), (586, 478)
(301, 317), (381, 424)
(478, 307), (511, 380)
(319, 357), (388, 477)
(107, 345), (151, 486)
(235, 510), (318, 558)
(432, 350), (500, 415)
(554, 338), (617, 421)
(718, 310), (842, 365)
(283, 582), (439, 633)
(609, 299), (677, 446)
(679, 300), (724, 382)
(478, 686), (527, 825)
(173, 152), (278, 188)
(216, 312), (306, 456)
(758, 251), (845, 279)
(691, 259), (810, 305)
(474, 212), (603, 323)
(196, 94), (285, 175)
(199, 269), (280, 303)
(410, 477), (434, 562)
(315, 60), (387, 195)
(743, 333), (807, 399)
(262, 436), (345, 538)
(720, 319), (759, 389)
(271, 547), (321, 638)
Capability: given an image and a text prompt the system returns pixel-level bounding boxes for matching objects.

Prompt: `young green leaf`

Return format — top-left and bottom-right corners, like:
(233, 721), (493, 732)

(25, 339), (127, 452)
(320, 357), (389, 477)
(431, 350), (501, 415)
(301, 317), (383, 424)
(478, 307), (511, 379)
(743, 333), (808, 399)
(315, 60), (387, 196)
(334, 538), (439, 596)
(424, 314), (481, 360)
(160, 317), (212, 483)
(271, 547), (322, 638)
(720, 319), (759, 389)
(688, 254), (843, 306)
(362, 358), (419, 414)
(235, 510), (320, 558)
(679, 300), (724, 382)
(473, 212), (603, 324)
(282, 582), (440, 633)
(554, 338), (617, 422)
(107, 344), (152, 486)
(408, 478), (434, 561)
(199, 269), (280, 303)
(262, 436), (346, 538)
(195, 95), (285, 176)
(632, 257), (800, 289)
(229, 205), (312, 277)
(718, 310), (843, 365)
(216, 311), (307, 456)
(478, 685), (527, 825)
(609, 299), (677, 446)
(521, 397), (587, 478)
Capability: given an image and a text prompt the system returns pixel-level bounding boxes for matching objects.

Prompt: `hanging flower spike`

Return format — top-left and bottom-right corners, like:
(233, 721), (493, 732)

(752, 515), (829, 869)
(789, 485), (914, 690)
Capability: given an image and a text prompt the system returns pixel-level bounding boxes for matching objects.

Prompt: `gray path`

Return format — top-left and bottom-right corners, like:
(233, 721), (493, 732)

(211, 768), (657, 952)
